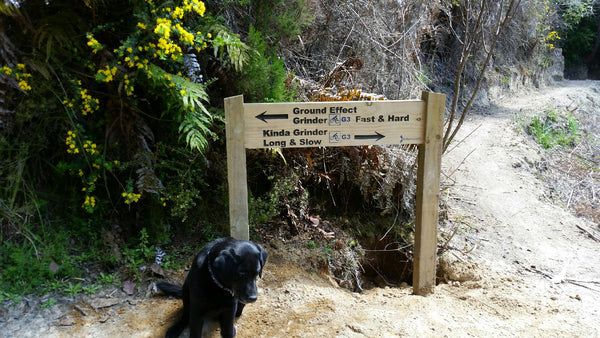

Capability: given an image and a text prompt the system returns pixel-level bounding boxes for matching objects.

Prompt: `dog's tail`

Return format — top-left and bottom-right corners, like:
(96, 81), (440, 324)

(156, 281), (183, 298)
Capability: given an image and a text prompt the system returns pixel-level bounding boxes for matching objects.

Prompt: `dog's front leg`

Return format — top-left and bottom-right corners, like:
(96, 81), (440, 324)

(188, 302), (204, 338)
(235, 301), (246, 318)
(219, 306), (238, 338)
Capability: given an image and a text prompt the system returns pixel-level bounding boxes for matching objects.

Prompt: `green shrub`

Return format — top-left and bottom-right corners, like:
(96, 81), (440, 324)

(238, 26), (292, 102)
(237, 0), (312, 42)
(0, 227), (81, 296)
(249, 169), (307, 226)
(558, 0), (599, 67)
(527, 110), (580, 149)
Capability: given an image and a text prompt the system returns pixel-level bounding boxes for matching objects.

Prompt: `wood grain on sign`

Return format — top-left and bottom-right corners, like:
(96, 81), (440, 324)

(243, 100), (426, 148)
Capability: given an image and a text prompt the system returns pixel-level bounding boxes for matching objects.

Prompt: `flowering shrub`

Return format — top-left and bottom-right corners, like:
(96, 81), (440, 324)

(0, 0), (301, 296)
(61, 125), (108, 213)
(50, 0), (237, 214)
(0, 63), (32, 92)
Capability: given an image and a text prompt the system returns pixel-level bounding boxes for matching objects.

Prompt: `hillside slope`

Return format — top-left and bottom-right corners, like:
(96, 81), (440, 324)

(2, 81), (599, 337)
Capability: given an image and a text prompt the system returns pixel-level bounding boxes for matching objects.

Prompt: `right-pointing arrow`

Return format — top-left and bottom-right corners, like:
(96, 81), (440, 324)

(354, 132), (385, 141)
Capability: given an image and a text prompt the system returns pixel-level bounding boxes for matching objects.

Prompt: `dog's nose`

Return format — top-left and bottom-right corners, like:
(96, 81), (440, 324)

(240, 294), (257, 304)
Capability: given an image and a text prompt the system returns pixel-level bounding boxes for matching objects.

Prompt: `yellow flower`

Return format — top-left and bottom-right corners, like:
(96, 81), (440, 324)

(137, 22), (147, 30)
(86, 34), (103, 53)
(172, 7), (184, 19)
(17, 80), (32, 91)
(154, 18), (172, 39)
(82, 195), (97, 210)
(183, 0), (206, 16)
(177, 24), (195, 45)
(97, 65), (117, 82)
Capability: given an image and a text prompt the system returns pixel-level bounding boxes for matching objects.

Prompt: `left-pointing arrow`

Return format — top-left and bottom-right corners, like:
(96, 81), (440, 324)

(354, 132), (385, 141)
(256, 111), (289, 123)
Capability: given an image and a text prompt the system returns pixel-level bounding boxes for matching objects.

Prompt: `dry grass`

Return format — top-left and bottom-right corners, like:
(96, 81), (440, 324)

(535, 107), (600, 224)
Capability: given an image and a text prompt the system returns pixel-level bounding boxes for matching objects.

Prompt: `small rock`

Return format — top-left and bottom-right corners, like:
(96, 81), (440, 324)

(56, 315), (76, 326)
(438, 251), (481, 282)
(49, 261), (60, 273)
(123, 280), (136, 295)
(150, 263), (166, 277)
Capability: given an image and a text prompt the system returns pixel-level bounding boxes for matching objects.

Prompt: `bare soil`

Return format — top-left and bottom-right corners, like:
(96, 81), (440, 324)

(2, 80), (600, 337)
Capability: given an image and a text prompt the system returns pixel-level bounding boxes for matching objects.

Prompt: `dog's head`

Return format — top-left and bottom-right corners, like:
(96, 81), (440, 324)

(212, 240), (267, 304)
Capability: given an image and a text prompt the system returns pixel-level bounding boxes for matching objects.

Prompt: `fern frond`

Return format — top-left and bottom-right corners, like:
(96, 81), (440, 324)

(207, 24), (251, 72)
(147, 64), (216, 152)
(34, 10), (81, 61)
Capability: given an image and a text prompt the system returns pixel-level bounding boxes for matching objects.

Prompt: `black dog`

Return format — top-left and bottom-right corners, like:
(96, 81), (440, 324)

(157, 237), (267, 338)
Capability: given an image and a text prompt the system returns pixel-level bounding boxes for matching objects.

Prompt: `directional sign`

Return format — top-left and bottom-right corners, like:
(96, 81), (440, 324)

(243, 100), (426, 148)
(225, 92), (446, 296)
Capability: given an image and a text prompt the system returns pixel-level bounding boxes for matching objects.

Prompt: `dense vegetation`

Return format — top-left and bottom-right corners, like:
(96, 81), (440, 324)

(1, 0), (598, 301)
(0, 0), (306, 299)
(559, 0), (600, 78)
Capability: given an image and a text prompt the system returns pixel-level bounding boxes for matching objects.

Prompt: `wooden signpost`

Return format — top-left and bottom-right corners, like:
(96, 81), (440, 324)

(225, 92), (445, 295)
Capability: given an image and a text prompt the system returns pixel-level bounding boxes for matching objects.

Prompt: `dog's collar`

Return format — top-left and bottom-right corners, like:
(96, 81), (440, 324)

(207, 252), (234, 296)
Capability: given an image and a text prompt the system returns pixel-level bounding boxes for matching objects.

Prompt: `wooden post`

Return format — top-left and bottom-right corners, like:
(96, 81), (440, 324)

(413, 91), (445, 295)
(225, 95), (249, 240)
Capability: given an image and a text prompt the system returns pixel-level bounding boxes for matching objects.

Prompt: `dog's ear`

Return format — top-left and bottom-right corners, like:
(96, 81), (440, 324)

(196, 238), (226, 268)
(213, 248), (236, 281)
(196, 250), (209, 268)
(254, 243), (268, 278)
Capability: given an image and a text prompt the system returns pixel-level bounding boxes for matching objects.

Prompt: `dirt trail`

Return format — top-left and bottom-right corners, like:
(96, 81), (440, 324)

(2, 80), (600, 337)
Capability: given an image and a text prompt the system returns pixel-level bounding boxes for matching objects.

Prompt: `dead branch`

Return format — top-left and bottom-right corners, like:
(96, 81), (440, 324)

(575, 224), (600, 242)
(525, 265), (600, 293)
(443, 0), (522, 152)
(443, 148), (477, 182)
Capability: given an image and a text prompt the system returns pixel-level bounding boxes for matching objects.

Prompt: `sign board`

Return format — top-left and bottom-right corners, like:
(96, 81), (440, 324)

(243, 101), (426, 148)
(225, 92), (445, 295)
